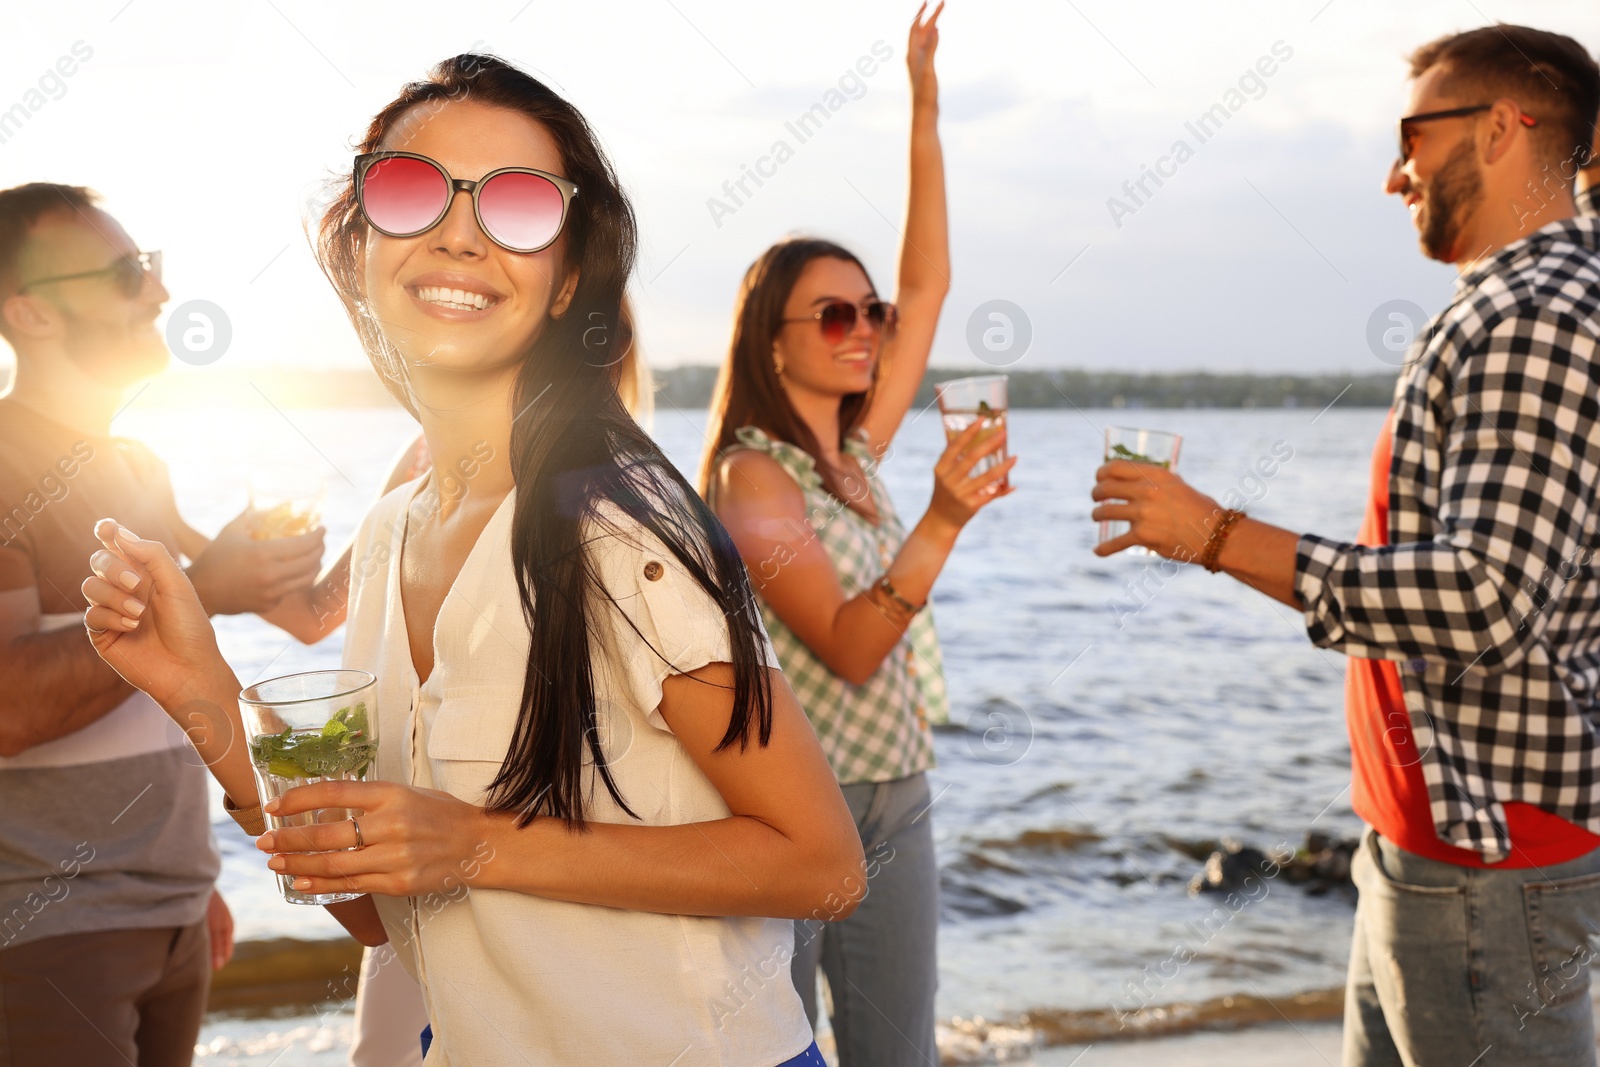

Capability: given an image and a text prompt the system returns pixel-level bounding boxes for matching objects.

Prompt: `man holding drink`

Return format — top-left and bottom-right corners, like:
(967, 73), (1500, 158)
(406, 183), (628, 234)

(1092, 27), (1600, 1064)
(0, 183), (326, 1065)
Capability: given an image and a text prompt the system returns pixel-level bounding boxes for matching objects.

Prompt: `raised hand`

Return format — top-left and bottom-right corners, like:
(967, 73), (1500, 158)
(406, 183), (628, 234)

(83, 519), (231, 711)
(860, 0), (950, 452)
(907, 1), (945, 109)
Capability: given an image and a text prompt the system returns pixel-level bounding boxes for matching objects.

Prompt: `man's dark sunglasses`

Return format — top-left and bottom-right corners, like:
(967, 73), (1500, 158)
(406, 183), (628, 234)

(781, 300), (898, 345)
(1398, 103), (1536, 164)
(18, 250), (162, 299)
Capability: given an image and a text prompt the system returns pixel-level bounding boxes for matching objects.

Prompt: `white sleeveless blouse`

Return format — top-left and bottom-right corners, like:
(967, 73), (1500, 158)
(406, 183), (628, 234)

(342, 476), (813, 1066)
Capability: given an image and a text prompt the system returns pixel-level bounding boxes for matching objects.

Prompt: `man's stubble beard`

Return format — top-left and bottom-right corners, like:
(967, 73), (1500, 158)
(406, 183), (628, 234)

(1418, 138), (1484, 262)
(60, 305), (169, 384)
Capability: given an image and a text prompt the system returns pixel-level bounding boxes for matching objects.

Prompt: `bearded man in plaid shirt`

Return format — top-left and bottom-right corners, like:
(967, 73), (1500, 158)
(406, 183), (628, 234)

(1093, 25), (1600, 1067)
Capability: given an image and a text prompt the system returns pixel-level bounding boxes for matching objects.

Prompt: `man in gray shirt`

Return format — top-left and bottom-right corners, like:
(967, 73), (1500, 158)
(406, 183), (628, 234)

(0, 184), (327, 1065)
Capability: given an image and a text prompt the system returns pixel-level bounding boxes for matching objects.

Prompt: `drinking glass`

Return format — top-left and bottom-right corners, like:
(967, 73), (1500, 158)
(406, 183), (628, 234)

(935, 375), (1009, 487)
(1099, 426), (1182, 554)
(246, 472), (326, 540)
(239, 670), (378, 905)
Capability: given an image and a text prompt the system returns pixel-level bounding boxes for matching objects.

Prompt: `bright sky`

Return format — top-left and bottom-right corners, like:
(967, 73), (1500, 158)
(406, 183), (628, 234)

(1, 0), (1596, 377)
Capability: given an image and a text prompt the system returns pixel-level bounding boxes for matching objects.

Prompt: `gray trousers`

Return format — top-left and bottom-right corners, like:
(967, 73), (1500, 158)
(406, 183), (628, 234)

(791, 771), (940, 1067)
(1345, 826), (1600, 1066)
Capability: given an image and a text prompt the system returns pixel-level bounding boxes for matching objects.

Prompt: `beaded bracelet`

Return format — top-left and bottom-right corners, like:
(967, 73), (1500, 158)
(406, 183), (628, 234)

(1199, 509), (1246, 573)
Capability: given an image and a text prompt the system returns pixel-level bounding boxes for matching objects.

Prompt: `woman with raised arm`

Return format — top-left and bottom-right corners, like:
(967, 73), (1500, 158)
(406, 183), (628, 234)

(82, 54), (858, 1067)
(698, 6), (1011, 1064)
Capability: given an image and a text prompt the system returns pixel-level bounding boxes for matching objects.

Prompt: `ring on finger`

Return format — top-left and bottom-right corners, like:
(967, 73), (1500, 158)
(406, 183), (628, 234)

(350, 816), (365, 850)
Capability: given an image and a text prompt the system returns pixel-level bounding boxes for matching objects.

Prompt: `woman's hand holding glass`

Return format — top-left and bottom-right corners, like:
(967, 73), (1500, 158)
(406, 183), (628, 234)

(255, 780), (492, 900)
(83, 520), (491, 907)
(924, 418), (1016, 536)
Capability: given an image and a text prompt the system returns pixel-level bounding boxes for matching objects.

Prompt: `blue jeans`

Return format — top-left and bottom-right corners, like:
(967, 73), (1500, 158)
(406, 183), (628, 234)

(777, 1041), (826, 1066)
(1345, 826), (1600, 1066)
(791, 771), (939, 1067)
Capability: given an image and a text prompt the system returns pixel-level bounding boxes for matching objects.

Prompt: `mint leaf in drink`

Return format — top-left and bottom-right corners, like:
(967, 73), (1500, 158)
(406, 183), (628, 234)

(1110, 442), (1171, 469)
(1110, 442), (1150, 462)
(248, 727), (302, 780)
(249, 702), (375, 781)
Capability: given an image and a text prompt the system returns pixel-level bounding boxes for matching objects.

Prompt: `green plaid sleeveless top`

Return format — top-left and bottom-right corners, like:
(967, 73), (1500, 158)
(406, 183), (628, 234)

(725, 426), (946, 784)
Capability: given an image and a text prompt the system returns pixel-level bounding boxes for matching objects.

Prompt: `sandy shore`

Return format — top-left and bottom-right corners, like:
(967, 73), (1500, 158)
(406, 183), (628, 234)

(197, 1007), (1349, 1066)
(1020, 1022), (1344, 1065)
(207, 938), (364, 1015)
(205, 938), (1600, 1065)
(197, 1007), (1348, 1066)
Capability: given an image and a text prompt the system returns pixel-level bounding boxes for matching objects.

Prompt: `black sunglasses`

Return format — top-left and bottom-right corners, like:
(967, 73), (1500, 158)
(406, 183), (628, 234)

(354, 151), (578, 254)
(781, 300), (898, 345)
(1398, 103), (1537, 164)
(18, 250), (162, 299)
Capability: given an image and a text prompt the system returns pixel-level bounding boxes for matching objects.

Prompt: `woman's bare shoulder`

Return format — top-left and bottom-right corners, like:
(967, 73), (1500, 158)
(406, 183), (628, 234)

(713, 449), (805, 511)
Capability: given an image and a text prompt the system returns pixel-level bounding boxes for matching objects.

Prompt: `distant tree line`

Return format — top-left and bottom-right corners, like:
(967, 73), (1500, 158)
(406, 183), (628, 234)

(653, 367), (1398, 410)
(104, 365), (1398, 411)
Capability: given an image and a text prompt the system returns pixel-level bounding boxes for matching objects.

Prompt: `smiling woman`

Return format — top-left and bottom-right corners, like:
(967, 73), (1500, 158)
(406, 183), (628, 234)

(81, 52), (863, 1067)
(696, 7), (1014, 1066)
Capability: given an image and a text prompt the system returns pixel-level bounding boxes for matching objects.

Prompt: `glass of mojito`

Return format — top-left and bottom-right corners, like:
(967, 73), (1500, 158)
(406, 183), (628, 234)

(246, 472), (326, 540)
(1099, 426), (1183, 554)
(935, 375), (1009, 488)
(238, 670), (378, 906)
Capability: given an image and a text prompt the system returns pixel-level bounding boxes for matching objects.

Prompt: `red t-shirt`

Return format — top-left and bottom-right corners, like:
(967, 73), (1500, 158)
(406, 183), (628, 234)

(1347, 414), (1600, 867)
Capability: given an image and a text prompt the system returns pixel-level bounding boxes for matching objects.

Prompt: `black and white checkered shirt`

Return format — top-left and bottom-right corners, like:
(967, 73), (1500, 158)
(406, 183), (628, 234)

(1296, 216), (1600, 861)
(1582, 179), (1600, 219)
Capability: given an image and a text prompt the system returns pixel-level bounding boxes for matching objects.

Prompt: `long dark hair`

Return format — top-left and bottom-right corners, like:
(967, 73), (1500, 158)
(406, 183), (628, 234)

(315, 55), (771, 828)
(697, 238), (879, 503)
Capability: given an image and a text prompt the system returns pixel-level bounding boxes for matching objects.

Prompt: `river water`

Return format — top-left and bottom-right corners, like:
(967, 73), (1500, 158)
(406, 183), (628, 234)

(115, 401), (1388, 1062)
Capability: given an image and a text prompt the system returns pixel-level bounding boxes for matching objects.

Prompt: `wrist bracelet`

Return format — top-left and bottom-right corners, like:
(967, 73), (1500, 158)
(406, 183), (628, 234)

(223, 794), (267, 838)
(873, 575), (923, 621)
(1199, 509), (1246, 573)
(865, 584), (912, 627)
